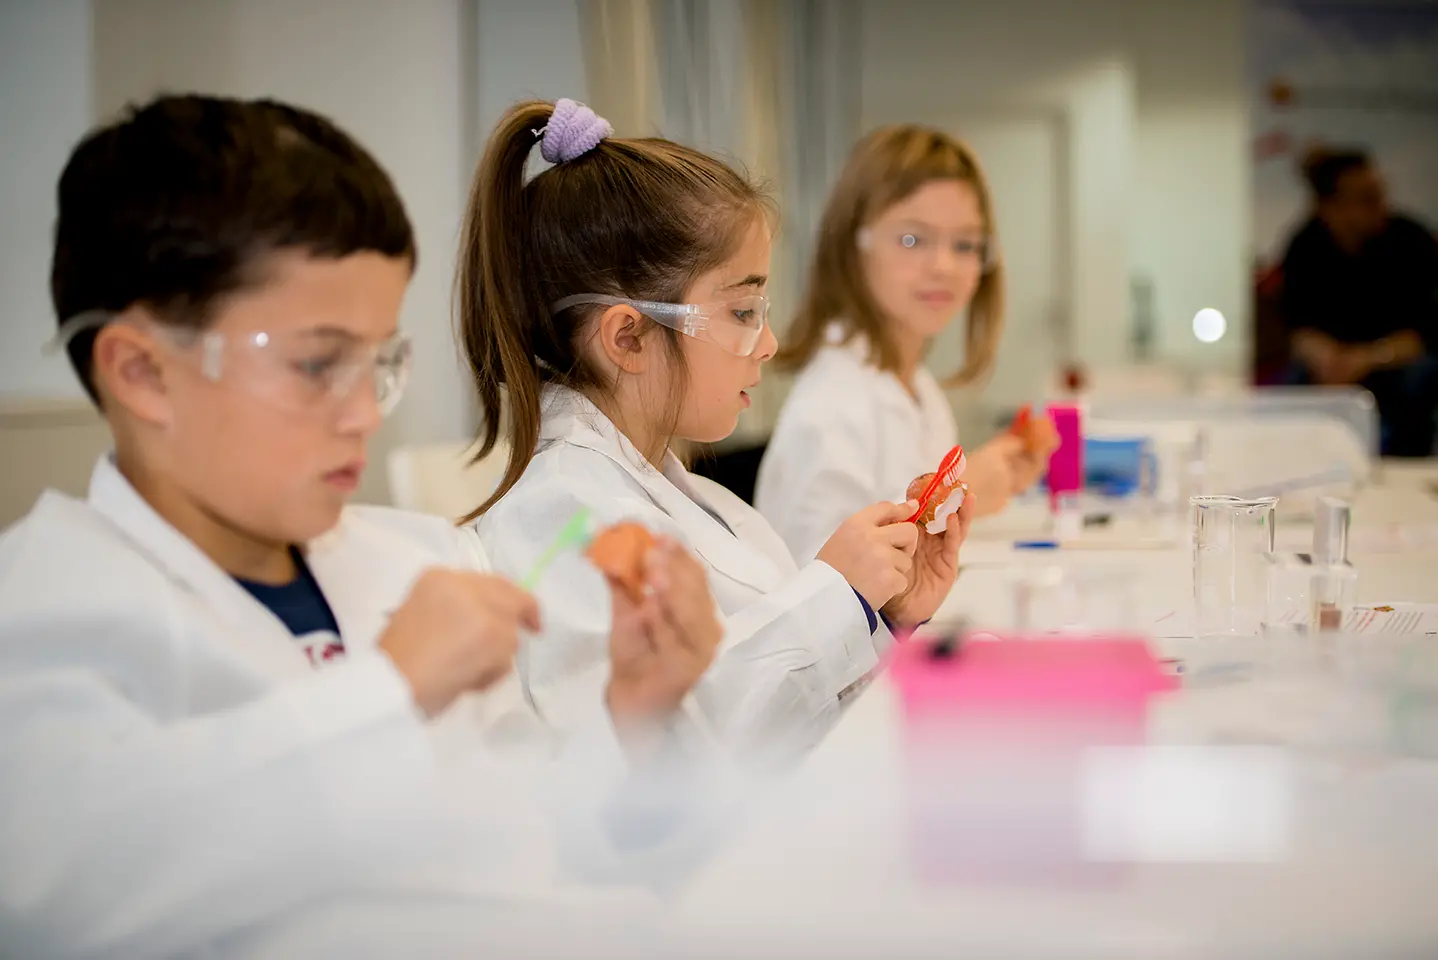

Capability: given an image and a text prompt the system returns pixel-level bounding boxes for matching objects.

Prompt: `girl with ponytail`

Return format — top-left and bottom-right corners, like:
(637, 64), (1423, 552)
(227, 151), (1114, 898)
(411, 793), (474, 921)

(460, 99), (974, 761)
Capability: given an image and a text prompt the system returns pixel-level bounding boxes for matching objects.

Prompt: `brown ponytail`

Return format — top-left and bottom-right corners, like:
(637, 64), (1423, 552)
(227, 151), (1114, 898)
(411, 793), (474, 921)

(456, 99), (769, 521)
(455, 101), (554, 522)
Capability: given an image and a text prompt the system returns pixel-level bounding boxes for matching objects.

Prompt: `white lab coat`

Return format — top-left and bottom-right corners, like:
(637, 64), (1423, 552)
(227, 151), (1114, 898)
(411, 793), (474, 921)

(756, 326), (958, 563)
(0, 456), (724, 959)
(475, 385), (891, 765)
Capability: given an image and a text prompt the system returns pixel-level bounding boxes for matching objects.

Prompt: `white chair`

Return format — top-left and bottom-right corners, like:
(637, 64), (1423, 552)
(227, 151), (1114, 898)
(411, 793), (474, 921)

(0, 398), (111, 527)
(386, 438), (511, 522)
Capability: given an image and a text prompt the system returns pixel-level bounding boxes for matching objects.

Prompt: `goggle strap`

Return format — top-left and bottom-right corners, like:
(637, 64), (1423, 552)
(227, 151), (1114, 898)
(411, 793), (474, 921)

(201, 334), (224, 380)
(44, 310), (113, 356)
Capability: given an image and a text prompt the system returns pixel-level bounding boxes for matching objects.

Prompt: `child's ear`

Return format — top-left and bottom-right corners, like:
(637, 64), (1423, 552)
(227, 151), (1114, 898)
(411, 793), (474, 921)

(597, 304), (651, 375)
(92, 320), (175, 428)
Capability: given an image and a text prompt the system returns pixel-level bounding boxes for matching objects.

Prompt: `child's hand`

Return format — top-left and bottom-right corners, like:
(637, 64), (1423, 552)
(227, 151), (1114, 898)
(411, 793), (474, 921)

(882, 488), (976, 629)
(1028, 413), (1062, 458)
(817, 501), (919, 609)
(379, 569), (540, 718)
(965, 439), (1019, 515)
(605, 537), (721, 733)
(1007, 416), (1059, 492)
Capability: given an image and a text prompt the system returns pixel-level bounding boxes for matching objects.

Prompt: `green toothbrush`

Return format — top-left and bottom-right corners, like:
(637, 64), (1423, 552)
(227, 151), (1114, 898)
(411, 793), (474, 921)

(520, 507), (595, 590)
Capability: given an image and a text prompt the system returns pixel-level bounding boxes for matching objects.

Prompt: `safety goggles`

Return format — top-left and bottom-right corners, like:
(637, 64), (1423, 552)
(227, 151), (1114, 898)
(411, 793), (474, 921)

(46, 311), (412, 417)
(858, 226), (1000, 272)
(552, 293), (770, 358)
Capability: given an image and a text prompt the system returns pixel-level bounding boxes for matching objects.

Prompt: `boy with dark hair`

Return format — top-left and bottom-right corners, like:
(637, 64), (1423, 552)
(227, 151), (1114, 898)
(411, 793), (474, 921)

(0, 94), (724, 958)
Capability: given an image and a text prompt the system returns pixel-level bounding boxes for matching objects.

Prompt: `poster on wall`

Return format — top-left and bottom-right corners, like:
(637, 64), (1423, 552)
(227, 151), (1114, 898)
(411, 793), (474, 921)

(1251, 0), (1438, 263)
(1249, 0), (1438, 382)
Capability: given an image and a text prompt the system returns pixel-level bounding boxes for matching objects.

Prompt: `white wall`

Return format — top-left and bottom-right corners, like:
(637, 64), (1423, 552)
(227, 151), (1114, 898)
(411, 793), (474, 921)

(1128, 2), (1250, 372)
(0, 0), (94, 400)
(858, 0), (1249, 379)
(1061, 59), (1138, 373)
(91, 0), (472, 504)
(473, 0), (587, 152)
(1250, 2), (1438, 264)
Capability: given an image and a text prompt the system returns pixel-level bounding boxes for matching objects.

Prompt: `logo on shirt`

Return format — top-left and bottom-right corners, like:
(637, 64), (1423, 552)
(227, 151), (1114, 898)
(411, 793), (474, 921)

(297, 631), (346, 666)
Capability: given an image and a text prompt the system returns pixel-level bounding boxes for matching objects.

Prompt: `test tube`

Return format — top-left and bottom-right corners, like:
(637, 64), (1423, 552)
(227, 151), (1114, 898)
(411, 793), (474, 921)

(1263, 497), (1359, 635)
(1050, 491), (1084, 540)
(1191, 495), (1278, 637)
(1186, 427), (1210, 500)
(1310, 497), (1357, 631)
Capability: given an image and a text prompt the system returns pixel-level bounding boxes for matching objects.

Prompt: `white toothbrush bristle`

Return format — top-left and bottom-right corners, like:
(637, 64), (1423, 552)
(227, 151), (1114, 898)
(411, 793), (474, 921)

(942, 453), (967, 486)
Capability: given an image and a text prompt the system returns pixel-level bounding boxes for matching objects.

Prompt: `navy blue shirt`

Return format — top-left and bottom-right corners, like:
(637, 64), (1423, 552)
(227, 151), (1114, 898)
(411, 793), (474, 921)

(236, 547), (345, 665)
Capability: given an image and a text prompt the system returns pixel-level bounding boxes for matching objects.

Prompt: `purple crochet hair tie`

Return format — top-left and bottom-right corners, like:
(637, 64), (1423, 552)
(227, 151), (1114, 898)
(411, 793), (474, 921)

(539, 98), (613, 164)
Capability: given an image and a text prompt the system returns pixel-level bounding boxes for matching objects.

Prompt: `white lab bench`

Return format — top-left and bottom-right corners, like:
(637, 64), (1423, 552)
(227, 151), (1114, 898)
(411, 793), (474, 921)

(672, 463), (1438, 957)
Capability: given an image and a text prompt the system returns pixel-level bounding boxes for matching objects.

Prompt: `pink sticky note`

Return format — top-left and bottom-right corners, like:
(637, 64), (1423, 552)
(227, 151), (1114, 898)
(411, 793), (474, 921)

(891, 634), (1177, 715)
(890, 633), (1178, 753)
(890, 634), (1178, 887)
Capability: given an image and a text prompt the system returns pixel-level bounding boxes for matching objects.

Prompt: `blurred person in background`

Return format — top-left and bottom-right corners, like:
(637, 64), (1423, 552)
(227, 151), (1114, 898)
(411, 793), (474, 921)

(1281, 147), (1438, 457)
(757, 125), (1057, 565)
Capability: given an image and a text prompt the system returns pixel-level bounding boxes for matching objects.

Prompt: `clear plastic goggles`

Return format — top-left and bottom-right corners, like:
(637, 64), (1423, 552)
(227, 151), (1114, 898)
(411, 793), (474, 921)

(858, 226), (1000, 272)
(552, 293), (770, 358)
(47, 311), (412, 417)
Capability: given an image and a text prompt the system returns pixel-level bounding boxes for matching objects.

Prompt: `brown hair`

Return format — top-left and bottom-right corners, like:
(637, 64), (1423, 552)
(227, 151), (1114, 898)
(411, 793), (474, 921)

(1299, 145), (1370, 201)
(53, 94), (414, 404)
(456, 100), (768, 521)
(776, 124), (1004, 386)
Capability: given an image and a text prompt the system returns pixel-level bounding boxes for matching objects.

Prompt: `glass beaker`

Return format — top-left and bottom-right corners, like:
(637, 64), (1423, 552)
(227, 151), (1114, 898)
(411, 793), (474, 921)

(1191, 495), (1278, 637)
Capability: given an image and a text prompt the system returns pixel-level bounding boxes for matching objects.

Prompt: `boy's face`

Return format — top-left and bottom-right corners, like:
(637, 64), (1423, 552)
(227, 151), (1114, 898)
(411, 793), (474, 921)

(151, 251), (411, 544)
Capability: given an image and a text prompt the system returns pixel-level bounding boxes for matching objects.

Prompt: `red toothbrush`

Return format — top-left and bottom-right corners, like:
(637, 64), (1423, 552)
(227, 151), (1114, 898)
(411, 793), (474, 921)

(904, 445), (967, 525)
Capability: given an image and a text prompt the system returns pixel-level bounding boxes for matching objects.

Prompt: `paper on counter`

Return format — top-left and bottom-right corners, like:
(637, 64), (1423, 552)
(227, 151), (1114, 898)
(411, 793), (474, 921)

(1343, 603), (1438, 636)
(1149, 603), (1438, 639)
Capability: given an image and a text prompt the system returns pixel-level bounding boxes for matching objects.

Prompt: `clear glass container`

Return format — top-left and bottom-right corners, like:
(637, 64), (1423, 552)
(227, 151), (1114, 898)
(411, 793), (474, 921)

(1011, 564), (1142, 636)
(1264, 554), (1358, 635)
(1191, 495), (1278, 637)
(1263, 496), (1359, 635)
(1049, 490), (1084, 540)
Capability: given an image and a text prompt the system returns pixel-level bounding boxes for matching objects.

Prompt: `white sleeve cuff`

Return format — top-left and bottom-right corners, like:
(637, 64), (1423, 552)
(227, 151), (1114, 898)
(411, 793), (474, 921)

(798, 559), (884, 694)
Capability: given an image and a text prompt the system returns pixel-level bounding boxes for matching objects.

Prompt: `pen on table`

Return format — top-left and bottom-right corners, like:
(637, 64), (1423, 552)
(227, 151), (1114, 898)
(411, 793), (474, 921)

(1012, 538), (1174, 551)
(928, 618), (969, 661)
